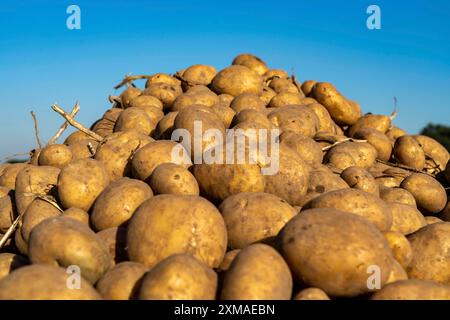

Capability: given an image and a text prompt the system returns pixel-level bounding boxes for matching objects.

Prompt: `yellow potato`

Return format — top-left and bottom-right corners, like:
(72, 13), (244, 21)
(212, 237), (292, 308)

(393, 136), (425, 170)
(38, 144), (73, 169)
(0, 253), (28, 281)
(371, 279), (450, 300)
(383, 231), (413, 269)
(389, 202), (426, 235)
(149, 163), (199, 196)
(293, 288), (330, 300)
(211, 65), (263, 96)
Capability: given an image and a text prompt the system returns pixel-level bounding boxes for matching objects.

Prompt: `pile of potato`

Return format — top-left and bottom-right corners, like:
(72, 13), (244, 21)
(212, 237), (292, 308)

(1, 53), (450, 300)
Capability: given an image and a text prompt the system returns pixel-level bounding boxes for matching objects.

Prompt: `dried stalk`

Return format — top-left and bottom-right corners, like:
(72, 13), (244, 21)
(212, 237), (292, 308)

(114, 75), (149, 89)
(30, 111), (42, 150)
(375, 159), (435, 177)
(0, 215), (21, 249)
(51, 105), (103, 142)
(47, 102), (80, 145)
(321, 138), (367, 151)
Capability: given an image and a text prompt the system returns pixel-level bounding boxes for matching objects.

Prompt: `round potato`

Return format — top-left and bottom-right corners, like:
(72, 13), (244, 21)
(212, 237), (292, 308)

(324, 141), (378, 171)
(62, 207), (90, 225)
(389, 202), (426, 235)
(127, 195), (227, 268)
(29, 216), (111, 284)
(96, 261), (148, 300)
(279, 131), (324, 164)
(0, 264), (101, 300)
(386, 126), (407, 141)
(21, 198), (61, 242)
(68, 139), (98, 160)
(145, 73), (181, 87)
(0, 163), (29, 189)
(143, 82), (182, 111)
(383, 231), (413, 269)
(230, 93), (265, 113)
(259, 86), (276, 105)
(221, 244), (292, 300)
(128, 94), (163, 110)
(219, 192), (297, 249)
(278, 208), (393, 297)
(114, 107), (154, 135)
(379, 187), (416, 207)
(263, 69), (289, 81)
(0, 253), (28, 281)
(301, 80), (317, 97)
(172, 91), (218, 112)
(305, 188), (392, 231)
(340, 166), (379, 196)
(91, 177), (153, 231)
(393, 136), (425, 170)
(348, 113), (392, 137)
(293, 288), (330, 300)
(181, 64), (217, 87)
(120, 87), (141, 108)
(64, 130), (92, 145)
(209, 103), (236, 129)
(149, 163), (199, 196)
(232, 54), (269, 76)
(154, 111), (178, 139)
(268, 78), (299, 94)
(139, 253), (217, 300)
(97, 227), (127, 266)
(269, 92), (304, 108)
(268, 105), (319, 138)
(0, 191), (15, 233)
(371, 279), (450, 300)
(38, 144), (73, 169)
(58, 158), (110, 211)
(211, 65), (263, 97)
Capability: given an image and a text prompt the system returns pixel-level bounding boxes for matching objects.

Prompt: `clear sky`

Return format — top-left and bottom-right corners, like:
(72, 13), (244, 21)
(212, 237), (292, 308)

(1, 0), (449, 159)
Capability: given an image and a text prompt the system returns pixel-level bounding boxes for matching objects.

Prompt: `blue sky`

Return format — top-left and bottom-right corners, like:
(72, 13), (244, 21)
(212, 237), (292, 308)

(0, 0), (449, 158)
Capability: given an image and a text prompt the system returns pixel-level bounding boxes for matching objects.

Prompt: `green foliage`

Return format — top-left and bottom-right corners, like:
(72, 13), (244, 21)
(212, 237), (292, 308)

(420, 123), (450, 151)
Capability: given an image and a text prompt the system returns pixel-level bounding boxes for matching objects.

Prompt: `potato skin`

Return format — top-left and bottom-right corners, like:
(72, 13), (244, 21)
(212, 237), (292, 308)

(413, 135), (449, 172)
(149, 163), (199, 196)
(394, 136), (425, 170)
(386, 259), (408, 284)
(279, 132), (324, 164)
(38, 144), (73, 169)
(139, 254), (218, 300)
(230, 93), (265, 113)
(400, 173), (447, 214)
(304, 189), (392, 231)
(0, 163), (29, 189)
(96, 227), (127, 266)
(127, 195), (227, 269)
(278, 208), (393, 297)
(221, 244), (293, 300)
(0, 253), (28, 281)
(268, 105), (319, 138)
(211, 65), (263, 97)
(91, 177), (153, 231)
(407, 223), (450, 285)
(120, 87), (142, 108)
(371, 279), (450, 300)
(389, 202), (426, 235)
(293, 288), (330, 300)
(217, 249), (241, 273)
(63, 207), (90, 225)
(114, 107), (154, 135)
(353, 128), (392, 161)
(143, 83), (182, 111)
(28, 216), (111, 284)
(58, 158), (110, 212)
(0, 192), (15, 233)
(340, 166), (379, 196)
(0, 264), (101, 300)
(348, 114), (391, 137)
(219, 192), (297, 249)
(379, 187), (416, 207)
(96, 261), (148, 300)
(21, 199), (61, 243)
(325, 142), (378, 171)
(383, 231), (413, 269)
(181, 64), (217, 86)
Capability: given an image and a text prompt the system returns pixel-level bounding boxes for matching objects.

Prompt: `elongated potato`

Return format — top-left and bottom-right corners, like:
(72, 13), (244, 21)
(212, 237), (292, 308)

(211, 65), (263, 96)
(393, 136), (425, 170)
(383, 231), (413, 269)
(353, 128), (392, 161)
(221, 244), (292, 300)
(413, 135), (449, 172)
(324, 142), (378, 170)
(279, 131), (324, 164)
(372, 279), (450, 300)
(268, 105), (319, 138)
(379, 186), (417, 207)
(348, 113), (392, 137)
(139, 254), (217, 300)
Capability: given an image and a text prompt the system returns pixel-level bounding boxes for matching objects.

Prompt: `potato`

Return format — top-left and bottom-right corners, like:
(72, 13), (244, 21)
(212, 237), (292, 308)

(68, 139), (98, 160)
(21, 199), (61, 243)
(278, 208), (393, 297)
(217, 249), (240, 272)
(306, 103), (335, 133)
(386, 126), (407, 141)
(97, 227), (127, 266)
(268, 105), (319, 138)
(230, 93), (265, 113)
(379, 187), (416, 207)
(91, 108), (123, 138)
(94, 131), (153, 181)
(440, 201), (450, 221)
(38, 144), (73, 168)
(172, 91), (218, 111)
(0, 163), (29, 189)
(232, 109), (272, 128)
(425, 216), (443, 225)
(29, 216), (111, 284)
(263, 69), (289, 81)
(219, 192), (296, 249)
(143, 83), (182, 111)
(340, 166), (379, 196)
(348, 113), (392, 137)
(0, 264), (101, 300)
(128, 94), (163, 110)
(299, 164), (349, 206)
(14, 227), (28, 256)
(0, 190), (14, 233)
(232, 54), (269, 76)
(375, 167), (410, 188)
(60, 209), (88, 227)
(96, 261), (148, 300)
(389, 202), (426, 235)
(324, 141), (378, 170)
(264, 144), (311, 206)
(413, 135), (449, 172)
(64, 130), (93, 145)
(139, 253), (217, 300)
(114, 107), (154, 135)
(259, 86), (276, 105)
(393, 136), (425, 170)
(149, 163), (199, 196)
(311, 82), (361, 126)
(209, 103), (236, 129)
(353, 128), (392, 161)
(385, 259), (408, 284)
(211, 65), (263, 97)
(127, 195), (227, 268)
(145, 73), (181, 87)
(15, 165), (60, 215)
(0, 253), (28, 281)
(91, 177), (152, 231)
(180, 64), (217, 87)
(154, 111), (178, 139)
(371, 279), (450, 300)
(279, 132), (323, 165)
(301, 80), (317, 96)
(400, 173), (447, 214)
(293, 288), (330, 300)
(304, 188), (392, 231)
(120, 87), (141, 108)
(383, 231), (413, 269)
(268, 78), (299, 94)
(58, 158), (110, 211)
(268, 92), (304, 108)
(407, 222), (450, 285)
(221, 244), (292, 300)
(131, 140), (191, 182)
(217, 93), (234, 107)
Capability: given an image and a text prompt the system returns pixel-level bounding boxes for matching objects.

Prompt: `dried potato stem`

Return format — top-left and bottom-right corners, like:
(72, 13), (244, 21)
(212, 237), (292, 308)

(51, 105), (103, 142)
(375, 159), (435, 177)
(30, 111), (42, 150)
(47, 102), (80, 145)
(321, 138), (367, 151)
(114, 75), (150, 89)
(0, 214), (21, 249)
